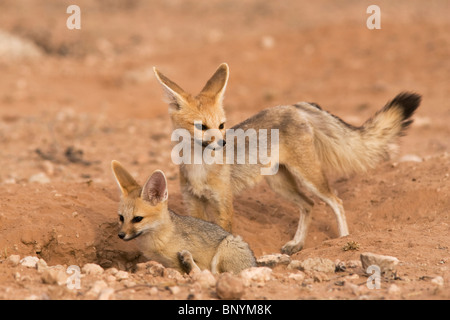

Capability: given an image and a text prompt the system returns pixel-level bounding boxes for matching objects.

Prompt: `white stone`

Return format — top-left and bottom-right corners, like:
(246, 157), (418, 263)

(431, 276), (444, 287)
(257, 253), (290, 267)
(0, 30), (43, 61)
(36, 258), (48, 272)
(261, 36), (275, 49)
(41, 267), (68, 286)
(288, 272), (306, 282)
(8, 255), (21, 266)
(168, 286), (181, 295)
(298, 257), (335, 273)
(82, 263), (104, 275)
(87, 280), (108, 296)
(399, 154), (423, 163)
(20, 256), (39, 268)
(98, 288), (115, 300)
(191, 269), (216, 288)
(388, 284), (401, 296)
(240, 267), (272, 286)
(29, 172), (51, 184)
(216, 273), (245, 300)
(115, 270), (129, 280)
(360, 252), (399, 273)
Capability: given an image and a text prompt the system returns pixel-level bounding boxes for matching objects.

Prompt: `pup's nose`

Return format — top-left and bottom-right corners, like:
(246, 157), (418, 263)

(118, 232), (125, 239)
(218, 139), (226, 147)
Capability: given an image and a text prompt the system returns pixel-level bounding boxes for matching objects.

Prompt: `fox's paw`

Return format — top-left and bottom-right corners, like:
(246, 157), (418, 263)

(281, 240), (304, 255)
(177, 250), (193, 266)
(177, 250), (200, 274)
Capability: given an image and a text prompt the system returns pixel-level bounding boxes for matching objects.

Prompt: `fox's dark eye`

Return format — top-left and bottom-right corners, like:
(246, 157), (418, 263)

(194, 123), (208, 131)
(132, 216), (144, 223)
(219, 123), (225, 129)
(119, 215), (124, 222)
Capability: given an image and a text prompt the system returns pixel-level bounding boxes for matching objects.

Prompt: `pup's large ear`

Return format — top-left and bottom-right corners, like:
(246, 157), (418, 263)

(198, 63), (229, 104)
(153, 67), (189, 111)
(141, 170), (169, 206)
(111, 160), (140, 196)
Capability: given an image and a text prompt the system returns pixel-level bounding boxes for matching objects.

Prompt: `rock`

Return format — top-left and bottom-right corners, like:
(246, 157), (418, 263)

(288, 272), (306, 282)
(346, 260), (362, 269)
(261, 36), (275, 49)
(399, 154), (423, 163)
(36, 259), (48, 272)
(135, 261), (165, 277)
(114, 270), (129, 280)
(344, 282), (362, 296)
(0, 30), (43, 61)
(121, 279), (136, 288)
(82, 263), (104, 275)
(41, 267), (68, 286)
(413, 116), (431, 128)
(287, 260), (302, 270)
(104, 275), (116, 283)
(240, 267), (272, 287)
(216, 273), (245, 300)
(168, 286), (181, 295)
(312, 271), (329, 283)
(98, 288), (115, 300)
(20, 256), (39, 268)
(297, 258), (335, 273)
(149, 287), (159, 296)
(8, 255), (21, 266)
(105, 267), (119, 276)
(388, 284), (401, 296)
(431, 276), (444, 287)
(29, 172), (51, 184)
(256, 254), (290, 267)
(163, 268), (184, 282)
(360, 252), (399, 274)
(335, 260), (346, 272)
(345, 274), (360, 281)
(87, 280), (108, 297)
(191, 269), (216, 288)
(187, 286), (204, 300)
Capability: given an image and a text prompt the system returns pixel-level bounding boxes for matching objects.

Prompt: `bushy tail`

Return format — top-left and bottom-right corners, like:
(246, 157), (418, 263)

(310, 92), (421, 175)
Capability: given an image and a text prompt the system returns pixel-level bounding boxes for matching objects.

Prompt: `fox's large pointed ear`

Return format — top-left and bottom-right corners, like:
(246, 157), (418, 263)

(199, 63), (229, 104)
(153, 67), (189, 111)
(111, 160), (140, 196)
(141, 170), (169, 206)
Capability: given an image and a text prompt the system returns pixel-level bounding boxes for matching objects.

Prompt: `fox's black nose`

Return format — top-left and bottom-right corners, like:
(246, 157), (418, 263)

(218, 139), (226, 147)
(118, 232), (125, 239)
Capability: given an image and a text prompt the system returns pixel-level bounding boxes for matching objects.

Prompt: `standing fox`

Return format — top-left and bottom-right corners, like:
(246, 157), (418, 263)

(153, 63), (421, 255)
(111, 160), (256, 274)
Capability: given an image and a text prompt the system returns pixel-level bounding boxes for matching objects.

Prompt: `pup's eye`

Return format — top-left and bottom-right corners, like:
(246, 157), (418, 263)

(219, 123), (225, 129)
(194, 123), (208, 131)
(132, 216), (144, 223)
(119, 215), (124, 222)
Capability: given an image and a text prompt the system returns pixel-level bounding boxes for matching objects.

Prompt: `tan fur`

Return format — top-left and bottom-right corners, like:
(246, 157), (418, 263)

(111, 160), (256, 274)
(154, 63), (421, 255)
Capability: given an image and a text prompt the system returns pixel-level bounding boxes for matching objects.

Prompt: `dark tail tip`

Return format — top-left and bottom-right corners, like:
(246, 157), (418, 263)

(390, 92), (421, 121)
(384, 92), (421, 131)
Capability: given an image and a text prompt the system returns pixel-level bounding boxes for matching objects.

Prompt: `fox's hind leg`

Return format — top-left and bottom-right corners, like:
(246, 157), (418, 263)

(286, 150), (350, 240)
(264, 165), (315, 255)
(177, 250), (201, 274)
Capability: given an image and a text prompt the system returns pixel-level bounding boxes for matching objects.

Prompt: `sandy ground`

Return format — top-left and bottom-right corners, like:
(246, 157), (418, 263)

(0, 0), (449, 300)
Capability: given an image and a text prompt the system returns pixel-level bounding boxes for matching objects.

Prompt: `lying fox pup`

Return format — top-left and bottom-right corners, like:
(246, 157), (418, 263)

(111, 160), (256, 274)
(154, 63), (421, 255)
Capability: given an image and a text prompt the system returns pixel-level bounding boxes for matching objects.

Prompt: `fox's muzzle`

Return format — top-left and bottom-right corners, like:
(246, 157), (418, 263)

(118, 231), (142, 241)
(202, 139), (226, 149)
